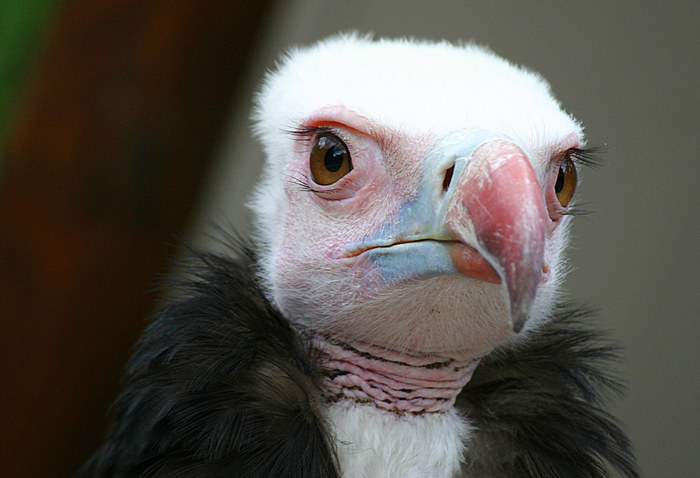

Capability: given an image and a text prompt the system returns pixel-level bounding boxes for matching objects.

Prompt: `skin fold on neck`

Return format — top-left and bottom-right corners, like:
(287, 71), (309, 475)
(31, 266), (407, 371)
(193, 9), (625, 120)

(311, 334), (481, 414)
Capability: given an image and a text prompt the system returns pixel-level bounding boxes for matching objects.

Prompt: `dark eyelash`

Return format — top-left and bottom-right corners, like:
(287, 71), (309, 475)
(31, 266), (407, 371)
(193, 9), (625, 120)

(561, 202), (596, 217)
(285, 125), (334, 141)
(285, 174), (340, 195)
(286, 175), (315, 192)
(567, 146), (605, 169)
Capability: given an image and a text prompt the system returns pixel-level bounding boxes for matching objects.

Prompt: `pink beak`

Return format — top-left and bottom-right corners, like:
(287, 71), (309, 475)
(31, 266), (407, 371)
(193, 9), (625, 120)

(445, 139), (547, 332)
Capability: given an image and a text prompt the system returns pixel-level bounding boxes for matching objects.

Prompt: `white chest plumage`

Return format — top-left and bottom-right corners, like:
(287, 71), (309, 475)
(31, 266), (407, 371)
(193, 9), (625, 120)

(323, 401), (471, 478)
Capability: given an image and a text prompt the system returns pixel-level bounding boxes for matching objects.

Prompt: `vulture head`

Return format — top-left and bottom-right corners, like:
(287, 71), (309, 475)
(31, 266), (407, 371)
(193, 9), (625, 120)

(80, 34), (637, 478)
(250, 35), (582, 413)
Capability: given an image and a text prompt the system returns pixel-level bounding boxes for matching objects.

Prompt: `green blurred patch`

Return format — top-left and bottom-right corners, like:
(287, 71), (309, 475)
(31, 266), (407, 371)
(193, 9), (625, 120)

(0, 1), (58, 164)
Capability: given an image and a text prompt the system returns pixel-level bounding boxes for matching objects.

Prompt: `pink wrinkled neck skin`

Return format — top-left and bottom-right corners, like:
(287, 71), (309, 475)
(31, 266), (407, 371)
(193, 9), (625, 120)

(311, 335), (480, 414)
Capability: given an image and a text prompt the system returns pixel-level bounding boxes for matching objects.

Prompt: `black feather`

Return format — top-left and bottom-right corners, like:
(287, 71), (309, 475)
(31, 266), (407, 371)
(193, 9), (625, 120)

(78, 241), (637, 478)
(77, 243), (339, 478)
(458, 306), (639, 478)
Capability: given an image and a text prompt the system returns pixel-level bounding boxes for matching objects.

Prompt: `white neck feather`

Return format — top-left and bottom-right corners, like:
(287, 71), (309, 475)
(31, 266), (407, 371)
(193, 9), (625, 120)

(321, 401), (471, 478)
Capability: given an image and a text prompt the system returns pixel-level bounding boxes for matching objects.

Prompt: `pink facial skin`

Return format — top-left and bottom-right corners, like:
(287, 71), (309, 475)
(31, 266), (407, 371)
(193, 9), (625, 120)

(272, 106), (580, 358)
(449, 243), (501, 284)
(279, 107), (432, 287)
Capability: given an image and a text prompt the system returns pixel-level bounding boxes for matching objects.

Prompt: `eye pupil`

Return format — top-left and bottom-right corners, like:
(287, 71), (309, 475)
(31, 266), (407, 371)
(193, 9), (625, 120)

(555, 167), (566, 193)
(324, 146), (345, 172)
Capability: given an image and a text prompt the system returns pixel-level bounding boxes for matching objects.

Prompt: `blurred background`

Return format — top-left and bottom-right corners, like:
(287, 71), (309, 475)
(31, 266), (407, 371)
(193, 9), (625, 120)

(1, 1), (697, 476)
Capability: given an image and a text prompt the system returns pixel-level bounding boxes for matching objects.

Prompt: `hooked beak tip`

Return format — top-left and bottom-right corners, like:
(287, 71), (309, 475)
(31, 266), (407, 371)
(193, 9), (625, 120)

(512, 310), (528, 333)
(505, 267), (541, 333)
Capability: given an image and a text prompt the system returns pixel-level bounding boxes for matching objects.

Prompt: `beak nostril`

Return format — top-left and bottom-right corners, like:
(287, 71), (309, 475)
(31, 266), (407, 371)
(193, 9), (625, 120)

(442, 164), (455, 193)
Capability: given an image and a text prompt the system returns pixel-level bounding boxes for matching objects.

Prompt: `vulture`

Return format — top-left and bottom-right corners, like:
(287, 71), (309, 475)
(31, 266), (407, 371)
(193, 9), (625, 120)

(79, 35), (639, 478)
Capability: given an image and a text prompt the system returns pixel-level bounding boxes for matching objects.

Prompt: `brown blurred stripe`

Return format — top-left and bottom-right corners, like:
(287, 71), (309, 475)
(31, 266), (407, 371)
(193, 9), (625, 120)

(0, 1), (272, 476)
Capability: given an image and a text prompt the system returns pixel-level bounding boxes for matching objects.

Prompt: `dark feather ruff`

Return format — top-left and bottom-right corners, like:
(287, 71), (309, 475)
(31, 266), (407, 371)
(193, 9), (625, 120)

(77, 245), (339, 478)
(78, 243), (638, 478)
(459, 306), (639, 478)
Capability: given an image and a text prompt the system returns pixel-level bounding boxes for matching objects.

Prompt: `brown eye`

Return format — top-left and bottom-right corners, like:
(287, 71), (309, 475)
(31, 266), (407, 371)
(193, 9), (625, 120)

(554, 154), (578, 207)
(310, 133), (352, 185)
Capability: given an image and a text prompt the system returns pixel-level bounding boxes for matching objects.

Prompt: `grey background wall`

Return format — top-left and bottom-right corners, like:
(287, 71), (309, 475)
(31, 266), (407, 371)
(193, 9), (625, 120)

(191, 2), (699, 476)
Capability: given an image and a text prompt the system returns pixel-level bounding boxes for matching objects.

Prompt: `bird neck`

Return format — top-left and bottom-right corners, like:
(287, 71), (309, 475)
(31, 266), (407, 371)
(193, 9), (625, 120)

(310, 334), (480, 414)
